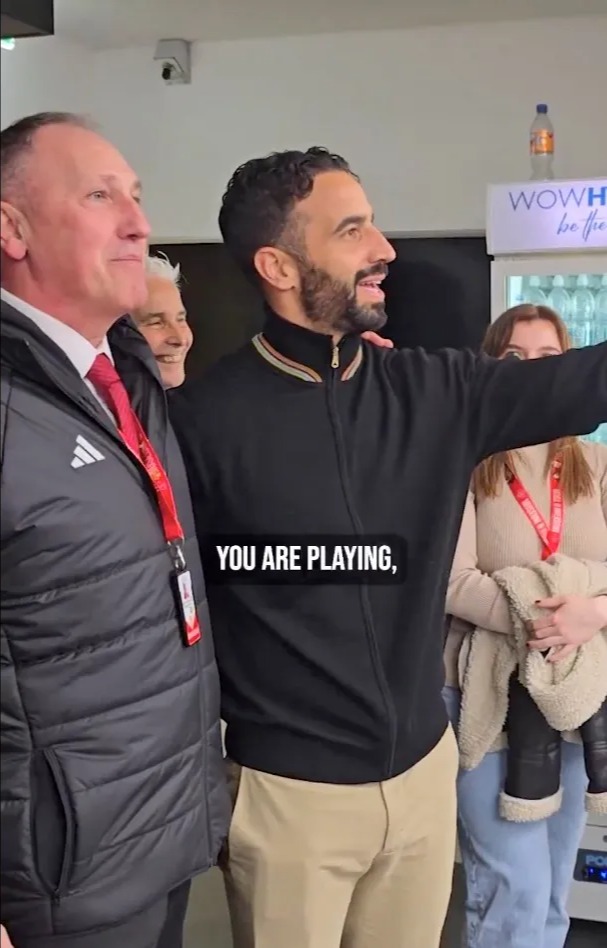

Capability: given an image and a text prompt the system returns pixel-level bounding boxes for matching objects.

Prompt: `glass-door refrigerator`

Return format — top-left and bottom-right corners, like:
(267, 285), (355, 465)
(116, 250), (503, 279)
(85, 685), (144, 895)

(486, 177), (607, 923)
(487, 177), (607, 447)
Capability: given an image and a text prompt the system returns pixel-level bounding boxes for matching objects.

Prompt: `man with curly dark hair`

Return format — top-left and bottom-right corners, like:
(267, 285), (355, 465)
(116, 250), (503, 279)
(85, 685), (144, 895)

(170, 147), (607, 948)
(218, 147), (391, 336)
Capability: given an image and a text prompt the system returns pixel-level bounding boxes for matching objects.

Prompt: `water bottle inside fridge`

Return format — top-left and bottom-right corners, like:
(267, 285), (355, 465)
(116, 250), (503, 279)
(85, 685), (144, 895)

(594, 275), (607, 344)
(526, 276), (547, 305)
(547, 275), (571, 320)
(570, 275), (595, 347)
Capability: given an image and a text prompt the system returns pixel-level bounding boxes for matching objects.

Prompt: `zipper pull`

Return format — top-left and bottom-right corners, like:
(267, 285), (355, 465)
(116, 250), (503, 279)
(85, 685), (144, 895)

(331, 345), (339, 369)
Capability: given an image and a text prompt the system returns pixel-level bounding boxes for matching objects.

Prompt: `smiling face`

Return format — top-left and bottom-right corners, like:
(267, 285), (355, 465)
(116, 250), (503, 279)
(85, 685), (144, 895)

(255, 170), (396, 336)
(0, 122), (150, 341)
(502, 318), (564, 360)
(133, 275), (193, 388)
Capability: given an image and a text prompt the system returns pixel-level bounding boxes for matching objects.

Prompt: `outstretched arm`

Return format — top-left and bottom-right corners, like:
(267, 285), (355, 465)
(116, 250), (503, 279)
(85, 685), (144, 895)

(468, 343), (607, 462)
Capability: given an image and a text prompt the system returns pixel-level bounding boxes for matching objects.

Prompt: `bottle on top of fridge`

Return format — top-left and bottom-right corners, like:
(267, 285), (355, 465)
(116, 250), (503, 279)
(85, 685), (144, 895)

(570, 274), (595, 347)
(526, 275), (547, 305)
(530, 104), (554, 180)
(547, 274), (571, 320)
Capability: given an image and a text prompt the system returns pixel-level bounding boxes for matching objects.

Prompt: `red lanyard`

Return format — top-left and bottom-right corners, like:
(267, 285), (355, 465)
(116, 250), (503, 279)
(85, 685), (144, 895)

(506, 457), (564, 560)
(87, 353), (202, 646)
(121, 413), (201, 646)
(119, 412), (185, 563)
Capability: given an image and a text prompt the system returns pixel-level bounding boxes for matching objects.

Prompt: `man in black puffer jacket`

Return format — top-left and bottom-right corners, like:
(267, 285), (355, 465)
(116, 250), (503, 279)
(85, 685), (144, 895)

(0, 112), (229, 948)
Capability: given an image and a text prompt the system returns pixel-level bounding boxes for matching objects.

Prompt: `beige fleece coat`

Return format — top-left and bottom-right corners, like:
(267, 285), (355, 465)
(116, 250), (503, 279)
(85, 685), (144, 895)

(457, 554), (607, 822)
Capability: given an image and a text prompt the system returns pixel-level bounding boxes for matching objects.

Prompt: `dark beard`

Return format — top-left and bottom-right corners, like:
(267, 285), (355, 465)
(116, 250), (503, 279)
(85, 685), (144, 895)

(298, 261), (388, 335)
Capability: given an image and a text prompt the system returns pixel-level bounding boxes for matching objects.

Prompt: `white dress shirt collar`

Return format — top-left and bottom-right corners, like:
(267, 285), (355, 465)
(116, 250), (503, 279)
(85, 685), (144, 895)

(0, 286), (114, 378)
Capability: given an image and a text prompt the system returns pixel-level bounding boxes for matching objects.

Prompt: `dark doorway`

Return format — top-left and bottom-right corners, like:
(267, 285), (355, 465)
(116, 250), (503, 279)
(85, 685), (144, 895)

(383, 237), (491, 352)
(151, 236), (491, 380)
(150, 242), (264, 379)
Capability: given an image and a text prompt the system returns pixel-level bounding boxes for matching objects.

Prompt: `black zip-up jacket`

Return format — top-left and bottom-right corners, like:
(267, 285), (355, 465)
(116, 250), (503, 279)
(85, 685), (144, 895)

(170, 310), (607, 785)
(0, 302), (230, 942)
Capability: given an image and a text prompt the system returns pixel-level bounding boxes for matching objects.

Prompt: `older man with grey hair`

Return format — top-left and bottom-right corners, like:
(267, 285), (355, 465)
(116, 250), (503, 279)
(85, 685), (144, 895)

(131, 252), (194, 389)
(0, 111), (228, 948)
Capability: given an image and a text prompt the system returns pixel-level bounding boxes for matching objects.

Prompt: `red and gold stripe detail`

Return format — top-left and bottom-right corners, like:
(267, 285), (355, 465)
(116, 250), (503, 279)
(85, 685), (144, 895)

(252, 333), (363, 383)
(342, 345), (363, 380)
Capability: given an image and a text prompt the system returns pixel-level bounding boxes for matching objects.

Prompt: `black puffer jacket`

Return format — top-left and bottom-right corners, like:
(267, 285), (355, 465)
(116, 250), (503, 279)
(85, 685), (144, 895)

(0, 302), (229, 942)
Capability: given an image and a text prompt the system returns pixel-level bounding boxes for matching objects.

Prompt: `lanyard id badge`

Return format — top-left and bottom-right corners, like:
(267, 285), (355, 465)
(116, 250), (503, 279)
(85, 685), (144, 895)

(170, 547), (202, 647)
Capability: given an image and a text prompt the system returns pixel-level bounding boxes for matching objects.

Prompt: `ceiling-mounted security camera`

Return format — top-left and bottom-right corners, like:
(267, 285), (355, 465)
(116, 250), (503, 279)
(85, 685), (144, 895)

(153, 39), (191, 85)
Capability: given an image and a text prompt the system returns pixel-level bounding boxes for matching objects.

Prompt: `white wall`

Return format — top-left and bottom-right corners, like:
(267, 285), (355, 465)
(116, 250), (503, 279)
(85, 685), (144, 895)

(0, 36), (96, 126)
(2, 16), (606, 240)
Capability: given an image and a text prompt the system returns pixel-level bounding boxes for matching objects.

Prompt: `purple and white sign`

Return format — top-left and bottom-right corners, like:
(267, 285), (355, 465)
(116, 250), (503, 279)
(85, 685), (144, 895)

(487, 179), (607, 255)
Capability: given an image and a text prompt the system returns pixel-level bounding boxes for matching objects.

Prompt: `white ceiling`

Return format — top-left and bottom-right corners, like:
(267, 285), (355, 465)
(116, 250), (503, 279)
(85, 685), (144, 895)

(53, 0), (606, 49)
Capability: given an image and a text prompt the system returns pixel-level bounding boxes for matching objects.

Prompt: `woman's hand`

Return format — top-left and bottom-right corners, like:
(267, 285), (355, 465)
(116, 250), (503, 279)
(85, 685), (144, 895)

(1, 926), (14, 948)
(360, 331), (394, 348)
(528, 594), (607, 662)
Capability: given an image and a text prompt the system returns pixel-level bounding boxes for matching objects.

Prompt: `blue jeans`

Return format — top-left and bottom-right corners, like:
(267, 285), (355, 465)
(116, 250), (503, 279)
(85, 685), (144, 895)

(442, 686), (588, 948)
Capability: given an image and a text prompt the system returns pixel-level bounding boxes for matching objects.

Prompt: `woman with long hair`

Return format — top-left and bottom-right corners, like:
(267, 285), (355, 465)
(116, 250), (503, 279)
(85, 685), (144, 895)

(443, 303), (607, 948)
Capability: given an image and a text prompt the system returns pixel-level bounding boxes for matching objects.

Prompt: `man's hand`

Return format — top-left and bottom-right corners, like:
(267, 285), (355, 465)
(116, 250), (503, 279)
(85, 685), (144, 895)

(1, 926), (15, 948)
(360, 331), (394, 349)
(528, 594), (607, 662)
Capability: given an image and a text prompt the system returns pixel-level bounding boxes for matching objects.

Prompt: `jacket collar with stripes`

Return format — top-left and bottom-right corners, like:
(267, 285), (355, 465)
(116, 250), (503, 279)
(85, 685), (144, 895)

(252, 308), (363, 383)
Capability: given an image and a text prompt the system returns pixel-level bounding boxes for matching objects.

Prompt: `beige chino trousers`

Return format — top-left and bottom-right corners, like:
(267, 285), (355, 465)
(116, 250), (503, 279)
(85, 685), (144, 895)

(221, 725), (458, 948)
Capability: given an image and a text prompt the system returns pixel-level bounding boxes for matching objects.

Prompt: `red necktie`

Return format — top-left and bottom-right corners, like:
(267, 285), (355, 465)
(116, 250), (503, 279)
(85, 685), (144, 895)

(87, 354), (142, 460)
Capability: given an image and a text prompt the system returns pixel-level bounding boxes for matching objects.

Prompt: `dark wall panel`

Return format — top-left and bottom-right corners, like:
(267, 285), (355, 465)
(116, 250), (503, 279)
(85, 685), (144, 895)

(383, 237), (490, 352)
(1, 0), (54, 38)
